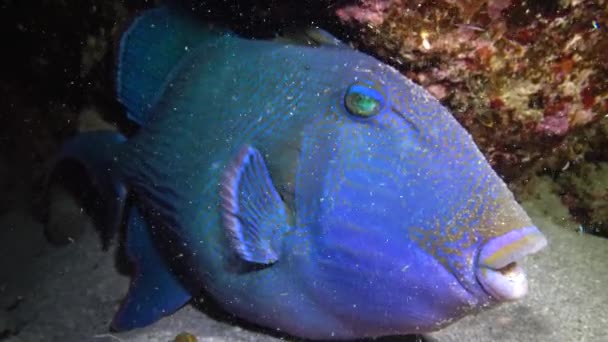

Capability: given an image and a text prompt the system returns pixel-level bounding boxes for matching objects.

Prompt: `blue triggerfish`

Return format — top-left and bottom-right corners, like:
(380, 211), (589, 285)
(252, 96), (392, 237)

(48, 5), (547, 340)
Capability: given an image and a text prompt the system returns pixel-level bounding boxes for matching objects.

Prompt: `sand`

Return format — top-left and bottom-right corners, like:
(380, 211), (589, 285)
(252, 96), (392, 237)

(0, 176), (606, 342)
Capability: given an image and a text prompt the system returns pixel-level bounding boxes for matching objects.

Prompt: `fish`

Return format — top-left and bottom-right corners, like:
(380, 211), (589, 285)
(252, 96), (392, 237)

(47, 5), (548, 340)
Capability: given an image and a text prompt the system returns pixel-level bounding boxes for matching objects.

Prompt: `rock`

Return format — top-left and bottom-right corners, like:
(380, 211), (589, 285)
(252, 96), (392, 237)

(335, 0), (395, 26)
(0, 310), (18, 339)
(45, 184), (94, 245)
(332, 0), (608, 181)
(0, 157), (12, 214)
(0, 212), (46, 268)
(555, 162), (608, 237)
(78, 107), (117, 133)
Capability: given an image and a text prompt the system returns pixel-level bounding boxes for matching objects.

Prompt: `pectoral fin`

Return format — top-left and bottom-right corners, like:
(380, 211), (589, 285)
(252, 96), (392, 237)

(219, 145), (291, 265)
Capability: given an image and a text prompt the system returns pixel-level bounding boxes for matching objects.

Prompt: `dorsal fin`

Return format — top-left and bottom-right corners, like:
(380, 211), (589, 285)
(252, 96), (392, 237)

(116, 6), (223, 125)
(275, 27), (350, 48)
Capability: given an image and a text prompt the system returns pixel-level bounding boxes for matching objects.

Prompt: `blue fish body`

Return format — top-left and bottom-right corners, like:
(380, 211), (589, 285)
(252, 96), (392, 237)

(50, 6), (547, 340)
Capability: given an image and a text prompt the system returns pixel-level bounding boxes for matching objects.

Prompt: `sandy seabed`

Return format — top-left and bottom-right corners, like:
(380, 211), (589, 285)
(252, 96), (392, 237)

(0, 175), (606, 342)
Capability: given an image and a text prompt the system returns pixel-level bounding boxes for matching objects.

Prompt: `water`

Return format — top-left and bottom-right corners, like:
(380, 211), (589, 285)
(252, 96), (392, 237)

(0, 1), (606, 341)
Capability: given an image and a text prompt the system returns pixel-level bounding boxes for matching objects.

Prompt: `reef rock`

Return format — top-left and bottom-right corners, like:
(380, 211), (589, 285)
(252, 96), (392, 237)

(2, 0), (607, 240)
(334, 0), (608, 181)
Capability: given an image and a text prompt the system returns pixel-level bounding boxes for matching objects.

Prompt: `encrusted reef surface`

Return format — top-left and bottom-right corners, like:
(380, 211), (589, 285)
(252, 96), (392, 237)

(336, 0), (608, 173)
(332, 0), (608, 236)
(1, 0), (606, 237)
(1, 0), (607, 236)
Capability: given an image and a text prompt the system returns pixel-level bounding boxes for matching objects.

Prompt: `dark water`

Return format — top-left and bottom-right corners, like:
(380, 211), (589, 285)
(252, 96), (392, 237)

(0, 1), (606, 341)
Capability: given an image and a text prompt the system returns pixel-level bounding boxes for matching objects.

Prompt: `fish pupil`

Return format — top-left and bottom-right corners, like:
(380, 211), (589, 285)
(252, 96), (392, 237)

(354, 94), (378, 113)
(346, 92), (380, 117)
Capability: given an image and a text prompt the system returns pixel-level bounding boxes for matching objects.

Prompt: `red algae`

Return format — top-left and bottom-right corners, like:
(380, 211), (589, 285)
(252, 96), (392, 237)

(335, 0), (608, 180)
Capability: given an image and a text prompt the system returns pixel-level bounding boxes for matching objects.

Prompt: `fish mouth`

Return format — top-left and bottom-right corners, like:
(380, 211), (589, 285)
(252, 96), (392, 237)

(476, 226), (547, 301)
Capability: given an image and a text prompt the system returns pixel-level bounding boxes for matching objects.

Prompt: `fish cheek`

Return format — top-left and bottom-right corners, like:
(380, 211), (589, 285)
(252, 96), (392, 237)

(263, 148), (299, 217)
(406, 216), (481, 293)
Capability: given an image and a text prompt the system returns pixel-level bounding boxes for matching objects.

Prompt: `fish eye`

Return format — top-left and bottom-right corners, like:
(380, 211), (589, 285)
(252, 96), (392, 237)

(344, 81), (386, 118)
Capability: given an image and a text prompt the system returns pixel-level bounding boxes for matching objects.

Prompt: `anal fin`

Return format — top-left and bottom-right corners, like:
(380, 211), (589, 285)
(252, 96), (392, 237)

(111, 207), (191, 331)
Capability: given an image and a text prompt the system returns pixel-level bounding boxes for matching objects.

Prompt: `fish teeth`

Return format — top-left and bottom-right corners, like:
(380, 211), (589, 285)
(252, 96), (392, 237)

(478, 263), (528, 301)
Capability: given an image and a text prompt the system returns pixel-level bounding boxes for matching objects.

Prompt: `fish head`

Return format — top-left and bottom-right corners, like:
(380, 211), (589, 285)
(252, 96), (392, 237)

(293, 51), (547, 333)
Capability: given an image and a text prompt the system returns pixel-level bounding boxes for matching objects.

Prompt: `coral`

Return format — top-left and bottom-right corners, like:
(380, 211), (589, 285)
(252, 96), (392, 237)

(2, 0), (606, 238)
(334, 0), (608, 181)
(335, 0), (397, 25)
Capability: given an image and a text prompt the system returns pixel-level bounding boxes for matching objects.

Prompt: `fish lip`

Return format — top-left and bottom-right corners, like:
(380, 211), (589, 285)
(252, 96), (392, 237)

(478, 226), (547, 270)
(475, 226), (548, 301)
(477, 263), (529, 301)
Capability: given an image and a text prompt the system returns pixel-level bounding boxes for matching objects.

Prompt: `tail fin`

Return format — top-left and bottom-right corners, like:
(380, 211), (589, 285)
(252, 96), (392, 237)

(46, 130), (128, 248)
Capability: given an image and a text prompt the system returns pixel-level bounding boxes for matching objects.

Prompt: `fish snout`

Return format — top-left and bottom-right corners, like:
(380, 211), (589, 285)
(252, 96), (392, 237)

(476, 226), (547, 301)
